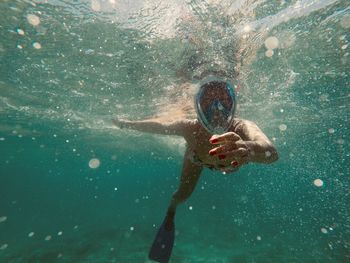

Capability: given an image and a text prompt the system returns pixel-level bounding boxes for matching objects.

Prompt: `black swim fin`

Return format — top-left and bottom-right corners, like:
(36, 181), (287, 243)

(148, 217), (175, 263)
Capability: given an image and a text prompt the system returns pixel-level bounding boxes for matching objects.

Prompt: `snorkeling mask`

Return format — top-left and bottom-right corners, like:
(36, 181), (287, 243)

(195, 77), (236, 134)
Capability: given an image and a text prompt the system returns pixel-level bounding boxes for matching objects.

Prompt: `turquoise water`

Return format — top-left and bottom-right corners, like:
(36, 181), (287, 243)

(0, 0), (349, 262)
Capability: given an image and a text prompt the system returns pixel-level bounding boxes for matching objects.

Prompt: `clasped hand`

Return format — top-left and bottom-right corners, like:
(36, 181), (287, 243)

(208, 132), (251, 167)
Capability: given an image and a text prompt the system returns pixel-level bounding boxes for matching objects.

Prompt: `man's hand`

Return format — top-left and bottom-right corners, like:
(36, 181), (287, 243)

(112, 118), (125, 129)
(208, 132), (251, 167)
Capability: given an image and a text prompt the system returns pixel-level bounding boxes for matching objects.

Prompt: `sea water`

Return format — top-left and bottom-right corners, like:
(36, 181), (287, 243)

(0, 0), (349, 262)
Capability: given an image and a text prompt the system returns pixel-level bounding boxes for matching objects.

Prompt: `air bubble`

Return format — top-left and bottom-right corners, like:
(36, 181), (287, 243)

(264, 36), (279, 50)
(45, 235), (52, 241)
(328, 128), (335, 134)
(243, 25), (252, 32)
(130, 226), (134, 231)
(16, 28), (25, 35)
(27, 14), (40, 26)
(257, 235), (262, 241)
(28, 232), (35, 237)
(279, 124), (287, 131)
(33, 42), (41, 49)
(279, 31), (296, 48)
(189, 206), (193, 210)
(313, 179), (323, 187)
(341, 45), (348, 50)
(0, 244), (8, 250)
(319, 94), (329, 102)
(321, 228), (328, 234)
(0, 216), (7, 223)
(89, 158), (100, 169)
(265, 49), (274, 57)
(337, 138), (345, 145)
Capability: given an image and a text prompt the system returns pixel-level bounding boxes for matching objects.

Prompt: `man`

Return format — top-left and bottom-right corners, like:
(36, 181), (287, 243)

(113, 77), (278, 262)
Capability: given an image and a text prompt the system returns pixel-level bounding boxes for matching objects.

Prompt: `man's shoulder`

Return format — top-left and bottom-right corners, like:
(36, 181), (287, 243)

(171, 118), (198, 133)
(232, 118), (257, 131)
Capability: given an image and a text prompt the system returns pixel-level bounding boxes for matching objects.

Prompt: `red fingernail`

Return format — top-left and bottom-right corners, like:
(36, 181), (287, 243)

(210, 138), (218, 144)
(232, 161), (239, 166)
(209, 150), (217, 155)
(218, 154), (226, 160)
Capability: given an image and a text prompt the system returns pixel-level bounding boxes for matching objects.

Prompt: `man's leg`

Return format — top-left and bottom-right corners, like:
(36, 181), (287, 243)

(165, 148), (203, 228)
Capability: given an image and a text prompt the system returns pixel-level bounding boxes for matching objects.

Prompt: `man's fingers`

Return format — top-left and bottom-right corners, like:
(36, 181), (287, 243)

(225, 148), (248, 158)
(209, 147), (248, 161)
(208, 144), (239, 156)
(209, 132), (241, 144)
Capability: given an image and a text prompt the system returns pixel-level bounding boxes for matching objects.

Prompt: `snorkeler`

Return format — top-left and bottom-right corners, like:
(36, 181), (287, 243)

(113, 76), (278, 262)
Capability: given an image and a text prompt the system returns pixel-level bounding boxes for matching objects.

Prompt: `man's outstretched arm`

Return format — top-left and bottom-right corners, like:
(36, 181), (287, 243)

(112, 118), (188, 136)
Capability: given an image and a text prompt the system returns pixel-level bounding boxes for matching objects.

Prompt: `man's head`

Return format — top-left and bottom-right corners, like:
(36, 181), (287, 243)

(195, 79), (236, 134)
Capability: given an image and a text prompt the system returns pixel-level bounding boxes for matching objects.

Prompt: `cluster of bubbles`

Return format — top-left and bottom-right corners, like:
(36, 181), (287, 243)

(15, 13), (42, 50)
(0, 216), (67, 251)
(264, 36), (279, 57)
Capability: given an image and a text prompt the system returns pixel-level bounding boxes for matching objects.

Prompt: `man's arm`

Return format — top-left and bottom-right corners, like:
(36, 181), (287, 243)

(236, 120), (278, 163)
(113, 118), (188, 136)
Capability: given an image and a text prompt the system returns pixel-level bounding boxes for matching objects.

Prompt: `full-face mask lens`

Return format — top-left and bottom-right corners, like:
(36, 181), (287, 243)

(195, 80), (236, 134)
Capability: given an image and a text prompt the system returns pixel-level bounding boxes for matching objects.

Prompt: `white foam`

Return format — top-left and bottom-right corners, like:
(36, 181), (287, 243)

(340, 15), (350, 29)
(91, 0), (101, 11)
